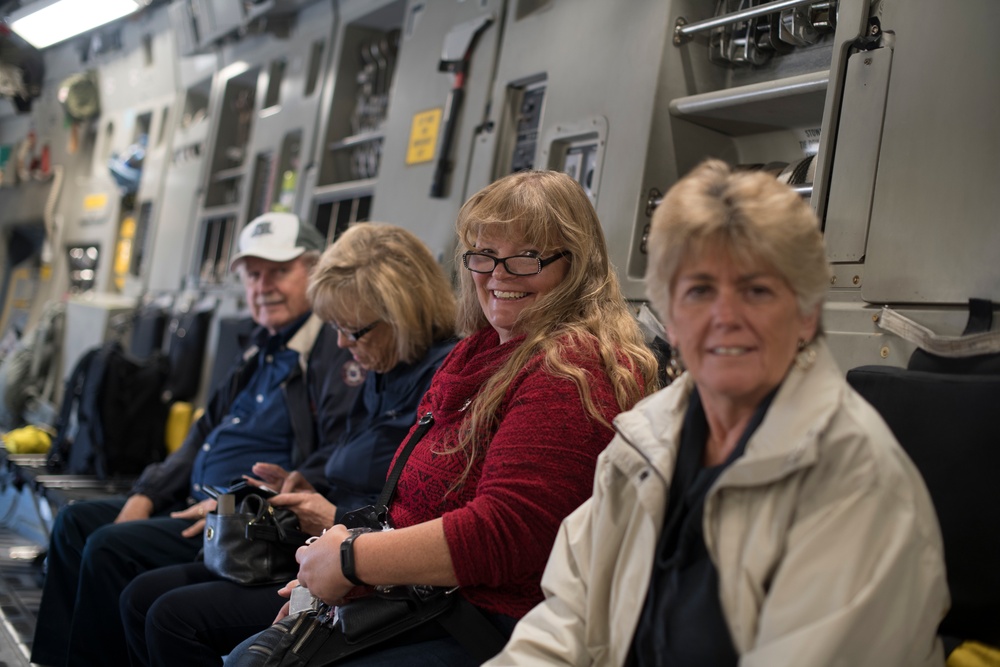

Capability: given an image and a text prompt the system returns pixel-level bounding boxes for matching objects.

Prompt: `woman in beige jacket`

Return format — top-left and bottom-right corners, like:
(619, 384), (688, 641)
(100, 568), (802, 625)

(488, 159), (949, 667)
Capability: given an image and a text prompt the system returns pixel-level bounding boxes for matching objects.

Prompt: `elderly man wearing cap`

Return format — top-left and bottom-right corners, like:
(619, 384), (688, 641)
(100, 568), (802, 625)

(32, 213), (366, 667)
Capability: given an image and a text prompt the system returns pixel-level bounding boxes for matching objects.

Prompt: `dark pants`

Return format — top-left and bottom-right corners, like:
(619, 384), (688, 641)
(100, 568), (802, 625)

(121, 562), (285, 667)
(223, 608), (519, 667)
(31, 497), (200, 667)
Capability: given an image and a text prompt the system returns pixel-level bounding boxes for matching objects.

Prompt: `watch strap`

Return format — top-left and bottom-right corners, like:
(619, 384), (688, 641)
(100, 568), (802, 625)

(340, 527), (372, 586)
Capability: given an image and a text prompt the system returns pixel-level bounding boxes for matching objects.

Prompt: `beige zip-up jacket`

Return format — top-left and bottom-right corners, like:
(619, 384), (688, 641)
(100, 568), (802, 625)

(488, 340), (949, 667)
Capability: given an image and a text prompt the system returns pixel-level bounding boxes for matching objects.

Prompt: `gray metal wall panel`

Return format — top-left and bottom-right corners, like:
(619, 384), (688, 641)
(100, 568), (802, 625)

(57, 6), (180, 295)
(146, 53), (219, 292)
(863, 0), (1000, 303)
(824, 47), (891, 262)
(463, 0), (671, 300)
(371, 0), (506, 263)
(191, 2), (337, 290)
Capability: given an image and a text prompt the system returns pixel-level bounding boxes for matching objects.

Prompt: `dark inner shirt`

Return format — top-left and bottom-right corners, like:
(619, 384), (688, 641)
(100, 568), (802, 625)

(627, 387), (777, 667)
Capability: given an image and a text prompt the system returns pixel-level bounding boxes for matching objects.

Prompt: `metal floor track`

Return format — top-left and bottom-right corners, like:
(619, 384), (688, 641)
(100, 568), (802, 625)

(0, 525), (40, 667)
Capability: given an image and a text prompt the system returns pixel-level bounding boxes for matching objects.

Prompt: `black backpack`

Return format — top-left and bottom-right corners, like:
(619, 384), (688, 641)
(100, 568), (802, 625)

(47, 340), (172, 479)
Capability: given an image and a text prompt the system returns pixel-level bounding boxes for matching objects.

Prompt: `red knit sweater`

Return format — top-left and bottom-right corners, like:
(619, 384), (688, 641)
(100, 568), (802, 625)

(388, 326), (628, 618)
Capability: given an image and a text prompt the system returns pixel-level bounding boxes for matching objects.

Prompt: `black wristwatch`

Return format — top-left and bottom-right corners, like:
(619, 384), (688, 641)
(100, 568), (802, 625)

(340, 527), (373, 586)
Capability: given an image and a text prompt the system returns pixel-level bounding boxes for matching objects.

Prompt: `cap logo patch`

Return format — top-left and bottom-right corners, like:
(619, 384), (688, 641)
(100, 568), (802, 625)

(251, 221), (273, 237)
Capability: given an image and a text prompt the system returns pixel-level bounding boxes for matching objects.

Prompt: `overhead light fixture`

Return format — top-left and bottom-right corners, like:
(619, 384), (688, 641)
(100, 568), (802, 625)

(8, 0), (144, 50)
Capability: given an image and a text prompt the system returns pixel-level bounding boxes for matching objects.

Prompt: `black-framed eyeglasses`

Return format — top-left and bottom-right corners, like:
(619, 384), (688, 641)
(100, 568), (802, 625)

(462, 250), (570, 276)
(331, 320), (380, 342)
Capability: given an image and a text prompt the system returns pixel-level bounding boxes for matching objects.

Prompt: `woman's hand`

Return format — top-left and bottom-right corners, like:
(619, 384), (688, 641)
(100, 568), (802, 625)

(270, 492), (337, 536)
(273, 601), (291, 624)
(276, 578), (299, 600)
(245, 462), (288, 492)
(246, 463), (316, 493)
(295, 524), (354, 605)
(170, 499), (218, 538)
(295, 519), (457, 606)
(272, 579), (299, 623)
(279, 470), (316, 493)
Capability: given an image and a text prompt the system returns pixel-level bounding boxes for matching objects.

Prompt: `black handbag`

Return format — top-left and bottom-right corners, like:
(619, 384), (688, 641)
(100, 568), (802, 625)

(260, 586), (464, 667)
(204, 493), (309, 586)
(249, 411), (508, 667)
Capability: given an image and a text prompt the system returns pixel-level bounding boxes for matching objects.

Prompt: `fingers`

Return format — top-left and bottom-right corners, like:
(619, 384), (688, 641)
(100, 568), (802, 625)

(181, 518), (205, 538)
(274, 601), (291, 624)
(285, 471), (317, 494)
(251, 462), (288, 485)
(170, 500), (214, 520)
(277, 579), (299, 598)
(268, 493), (290, 507)
(282, 471), (306, 493)
(242, 475), (263, 488)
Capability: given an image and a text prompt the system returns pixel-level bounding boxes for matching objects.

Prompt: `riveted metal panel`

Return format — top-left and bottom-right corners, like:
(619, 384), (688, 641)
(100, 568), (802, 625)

(863, 0), (1000, 303)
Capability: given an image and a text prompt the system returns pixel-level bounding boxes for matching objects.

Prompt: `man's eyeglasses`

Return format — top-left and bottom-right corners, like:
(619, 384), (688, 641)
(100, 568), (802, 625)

(331, 320), (380, 342)
(462, 250), (570, 276)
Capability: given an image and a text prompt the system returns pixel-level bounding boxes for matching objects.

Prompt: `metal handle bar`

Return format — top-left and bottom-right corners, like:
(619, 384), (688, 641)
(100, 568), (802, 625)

(674, 0), (825, 45)
(645, 183), (811, 217)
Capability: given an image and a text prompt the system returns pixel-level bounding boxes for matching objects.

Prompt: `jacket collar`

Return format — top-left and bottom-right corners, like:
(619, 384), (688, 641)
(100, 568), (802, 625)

(377, 337), (457, 394)
(716, 339), (842, 487)
(242, 313), (323, 375)
(287, 314), (324, 374)
(612, 371), (690, 485)
(613, 339), (843, 488)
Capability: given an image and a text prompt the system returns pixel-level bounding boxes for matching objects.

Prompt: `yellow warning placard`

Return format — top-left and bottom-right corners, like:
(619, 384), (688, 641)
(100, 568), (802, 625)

(83, 193), (108, 211)
(406, 108), (442, 165)
(81, 192), (110, 225)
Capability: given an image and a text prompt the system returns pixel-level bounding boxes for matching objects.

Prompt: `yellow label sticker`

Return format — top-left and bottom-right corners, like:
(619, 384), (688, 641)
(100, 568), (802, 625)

(83, 193), (109, 211)
(406, 108), (443, 165)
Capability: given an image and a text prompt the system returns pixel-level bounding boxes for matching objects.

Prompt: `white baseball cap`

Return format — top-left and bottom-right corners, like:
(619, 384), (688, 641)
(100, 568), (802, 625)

(229, 212), (325, 270)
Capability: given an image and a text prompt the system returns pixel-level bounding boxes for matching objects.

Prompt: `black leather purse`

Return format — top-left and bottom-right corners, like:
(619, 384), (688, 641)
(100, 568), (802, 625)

(204, 493), (309, 586)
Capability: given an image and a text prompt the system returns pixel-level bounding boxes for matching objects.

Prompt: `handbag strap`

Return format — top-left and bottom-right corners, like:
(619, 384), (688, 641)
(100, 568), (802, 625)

(243, 494), (309, 546)
(368, 410), (511, 659)
(436, 595), (510, 663)
(372, 411), (434, 522)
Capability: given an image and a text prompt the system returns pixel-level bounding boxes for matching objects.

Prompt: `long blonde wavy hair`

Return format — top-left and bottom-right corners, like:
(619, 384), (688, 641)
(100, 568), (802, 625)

(451, 170), (660, 484)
